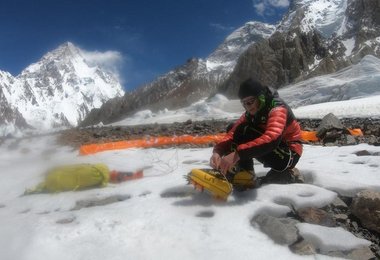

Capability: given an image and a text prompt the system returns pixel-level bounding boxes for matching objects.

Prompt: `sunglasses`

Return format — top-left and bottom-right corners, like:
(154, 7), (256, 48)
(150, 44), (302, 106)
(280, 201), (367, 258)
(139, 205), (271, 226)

(241, 98), (256, 107)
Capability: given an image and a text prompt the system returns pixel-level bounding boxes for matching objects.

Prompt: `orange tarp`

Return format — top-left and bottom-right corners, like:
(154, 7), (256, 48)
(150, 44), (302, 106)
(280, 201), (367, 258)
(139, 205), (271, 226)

(79, 134), (227, 155)
(300, 130), (319, 142)
(301, 128), (363, 142)
(347, 128), (363, 136)
(79, 128), (364, 155)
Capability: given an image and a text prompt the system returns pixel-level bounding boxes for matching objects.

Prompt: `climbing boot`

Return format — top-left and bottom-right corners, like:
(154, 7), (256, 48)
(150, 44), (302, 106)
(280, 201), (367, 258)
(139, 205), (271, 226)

(226, 169), (256, 191)
(260, 167), (304, 185)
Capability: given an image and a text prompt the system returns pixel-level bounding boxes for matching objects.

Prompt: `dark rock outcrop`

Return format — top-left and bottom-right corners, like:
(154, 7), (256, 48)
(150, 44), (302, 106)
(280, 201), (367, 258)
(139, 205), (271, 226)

(252, 192), (380, 259)
(0, 88), (31, 131)
(219, 30), (329, 97)
(253, 214), (300, 245)
(296, 207), (336, 227)
(316, 113), (346, 138)
(351, 190), (380, 234)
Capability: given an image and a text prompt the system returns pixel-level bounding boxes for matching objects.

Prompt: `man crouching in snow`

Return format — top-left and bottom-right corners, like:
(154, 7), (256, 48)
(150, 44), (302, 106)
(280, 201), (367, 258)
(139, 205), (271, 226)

(210, 78), (304, 189)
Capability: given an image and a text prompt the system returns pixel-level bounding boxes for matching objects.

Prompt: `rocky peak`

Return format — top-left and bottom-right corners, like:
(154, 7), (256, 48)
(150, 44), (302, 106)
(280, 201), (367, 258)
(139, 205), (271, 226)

(0, 42), (124, 135)
(20, 42), (78, 76)
(207, 21), (275, 72)
(278, 0), (348, 38)
(43, 42), (80, 62)
(345, 0), (380, 41)
(219, 0), (380, 97)
(0, 87), (30, 136)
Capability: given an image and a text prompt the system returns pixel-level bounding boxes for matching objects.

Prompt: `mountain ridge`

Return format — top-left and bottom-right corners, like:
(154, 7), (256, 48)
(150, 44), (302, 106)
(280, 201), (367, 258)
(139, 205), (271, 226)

(1, 0), (380, 134)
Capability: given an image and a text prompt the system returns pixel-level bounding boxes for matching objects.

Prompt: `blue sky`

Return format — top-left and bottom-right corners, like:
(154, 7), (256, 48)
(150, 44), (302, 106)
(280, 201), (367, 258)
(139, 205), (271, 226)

(0, 0), (289, 90)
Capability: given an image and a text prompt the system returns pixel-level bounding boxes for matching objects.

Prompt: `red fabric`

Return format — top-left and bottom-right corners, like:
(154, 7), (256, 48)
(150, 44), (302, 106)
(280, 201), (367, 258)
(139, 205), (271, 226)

(213, 106), (303, 159)
(237, 107), (286, 152)
(212, 114), (245, 155)
(282, 119), (303, 156)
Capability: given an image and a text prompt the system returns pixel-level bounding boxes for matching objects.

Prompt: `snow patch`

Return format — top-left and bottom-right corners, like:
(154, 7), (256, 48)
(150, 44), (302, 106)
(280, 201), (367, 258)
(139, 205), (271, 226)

(308, 56), (322, 71)
(342, 38), (355, 56)
(297, 223), (371, 253)
(299, 0), (347, 38)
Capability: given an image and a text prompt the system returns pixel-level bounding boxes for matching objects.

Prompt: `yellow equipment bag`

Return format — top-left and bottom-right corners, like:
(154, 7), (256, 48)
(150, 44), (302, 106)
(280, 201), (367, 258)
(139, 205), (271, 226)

(25, 163), (110, 194)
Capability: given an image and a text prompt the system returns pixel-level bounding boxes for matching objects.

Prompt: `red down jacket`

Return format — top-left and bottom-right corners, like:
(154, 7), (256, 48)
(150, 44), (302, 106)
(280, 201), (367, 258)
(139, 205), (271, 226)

(213, 90), (303, 160)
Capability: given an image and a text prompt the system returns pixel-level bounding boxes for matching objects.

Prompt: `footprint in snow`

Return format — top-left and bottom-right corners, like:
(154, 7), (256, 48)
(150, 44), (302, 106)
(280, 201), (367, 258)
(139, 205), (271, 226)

(196, 210), (215, 218)
(71, 194), (131, 211)
(160, 185), (198, 198)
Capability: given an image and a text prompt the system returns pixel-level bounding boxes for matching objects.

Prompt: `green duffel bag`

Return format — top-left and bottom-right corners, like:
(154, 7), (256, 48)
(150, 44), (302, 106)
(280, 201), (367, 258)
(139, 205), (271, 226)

(25, 163), (110, 194)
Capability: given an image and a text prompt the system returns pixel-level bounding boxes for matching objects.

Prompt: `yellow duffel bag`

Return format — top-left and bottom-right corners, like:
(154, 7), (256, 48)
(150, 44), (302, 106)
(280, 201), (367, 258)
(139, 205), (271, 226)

(25, 163), (110, 194)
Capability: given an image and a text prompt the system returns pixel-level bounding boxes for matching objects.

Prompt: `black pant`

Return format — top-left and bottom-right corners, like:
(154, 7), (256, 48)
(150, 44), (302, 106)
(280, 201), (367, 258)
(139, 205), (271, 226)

(232, 123), (300, 172)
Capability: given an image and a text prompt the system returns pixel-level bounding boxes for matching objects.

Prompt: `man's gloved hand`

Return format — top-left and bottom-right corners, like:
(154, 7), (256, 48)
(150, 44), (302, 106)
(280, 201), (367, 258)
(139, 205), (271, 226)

(220, 152), (240, 175)
(210, 153), (221, 169)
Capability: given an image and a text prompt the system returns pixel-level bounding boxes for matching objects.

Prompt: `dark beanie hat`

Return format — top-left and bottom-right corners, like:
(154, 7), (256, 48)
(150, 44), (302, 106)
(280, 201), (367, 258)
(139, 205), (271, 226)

(238, 78), (266, 99)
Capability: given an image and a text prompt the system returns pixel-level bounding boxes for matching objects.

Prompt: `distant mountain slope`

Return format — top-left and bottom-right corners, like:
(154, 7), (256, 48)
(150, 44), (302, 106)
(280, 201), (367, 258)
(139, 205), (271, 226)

(279, 55), (380, 108)
(82, 0), (380, 127)
(219, 0), (380, 96)
(0, 42), (124, 135)
(81, 22), (276, 126)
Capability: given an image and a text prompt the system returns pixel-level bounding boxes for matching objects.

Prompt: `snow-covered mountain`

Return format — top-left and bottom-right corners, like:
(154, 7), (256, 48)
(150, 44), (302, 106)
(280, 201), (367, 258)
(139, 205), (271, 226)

(279, 55), (380, 108)
(221, 0), (380, 95)
(144, 21), (276, 101)
(206, 21), (276, 72)
(0, 42), (124, 135)
(280, 0), (349, 38)
(81, 22), (276, 126)
(283, 0), (380, 55)
(0, 71), (29, 136)
(82, 0), (380, 127)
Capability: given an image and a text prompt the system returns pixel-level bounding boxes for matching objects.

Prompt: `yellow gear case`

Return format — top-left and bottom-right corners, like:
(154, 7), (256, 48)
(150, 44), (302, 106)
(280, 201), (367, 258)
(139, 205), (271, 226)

(187, 169), (232, 200)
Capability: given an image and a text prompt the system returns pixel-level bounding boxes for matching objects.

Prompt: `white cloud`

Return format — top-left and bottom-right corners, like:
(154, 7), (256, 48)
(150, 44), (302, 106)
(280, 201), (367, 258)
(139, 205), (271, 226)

(254, 3), (266, 16)
(268, 0), (289, 7)
(253, 0), (290, 16)
(81, 49), (123, 75)
(210, 23), (235, 32)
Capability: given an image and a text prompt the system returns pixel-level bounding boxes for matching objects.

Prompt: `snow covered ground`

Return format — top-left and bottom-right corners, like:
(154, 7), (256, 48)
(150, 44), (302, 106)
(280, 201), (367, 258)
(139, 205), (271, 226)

(0, 93), (379, 259)
(1, 56), (380, 259)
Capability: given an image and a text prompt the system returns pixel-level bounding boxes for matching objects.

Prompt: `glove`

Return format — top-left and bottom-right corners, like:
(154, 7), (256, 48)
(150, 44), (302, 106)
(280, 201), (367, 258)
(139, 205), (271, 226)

(210, 153), (221, 169)
(220, 152), (240, 175)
